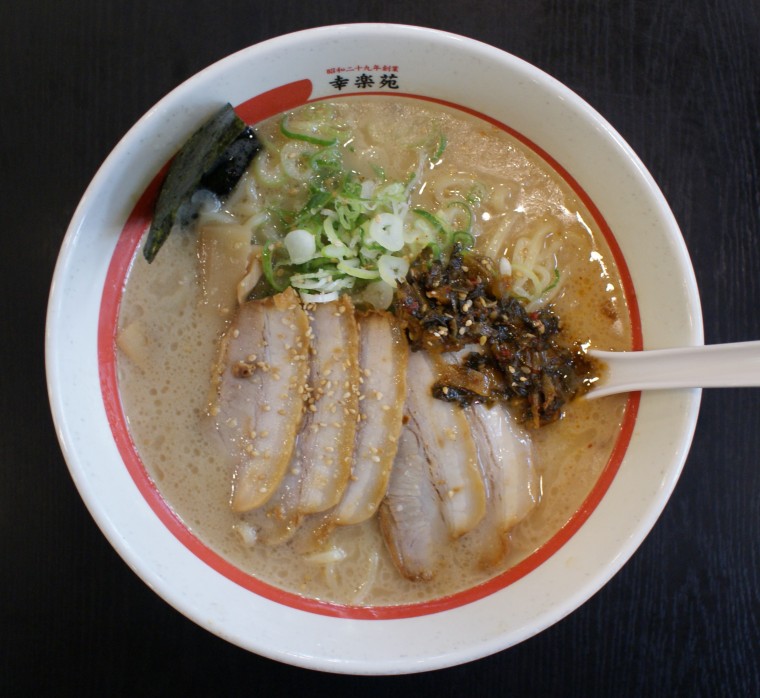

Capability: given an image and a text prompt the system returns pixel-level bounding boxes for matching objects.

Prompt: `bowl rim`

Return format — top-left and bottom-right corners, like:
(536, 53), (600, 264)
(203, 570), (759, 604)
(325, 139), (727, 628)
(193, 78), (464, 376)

(46, 22), (703, 674)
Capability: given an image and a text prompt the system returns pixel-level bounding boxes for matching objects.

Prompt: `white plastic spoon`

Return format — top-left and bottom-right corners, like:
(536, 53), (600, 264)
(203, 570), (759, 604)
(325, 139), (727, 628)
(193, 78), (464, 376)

(586, 340), (760, 399)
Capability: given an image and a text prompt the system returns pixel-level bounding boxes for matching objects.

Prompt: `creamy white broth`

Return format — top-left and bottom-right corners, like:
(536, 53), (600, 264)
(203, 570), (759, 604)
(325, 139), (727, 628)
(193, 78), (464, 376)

(116, 97), (632, 606)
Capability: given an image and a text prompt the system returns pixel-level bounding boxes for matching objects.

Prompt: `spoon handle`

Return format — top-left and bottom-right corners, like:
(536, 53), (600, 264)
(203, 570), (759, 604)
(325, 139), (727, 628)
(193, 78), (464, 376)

(587, 340), (760, 399)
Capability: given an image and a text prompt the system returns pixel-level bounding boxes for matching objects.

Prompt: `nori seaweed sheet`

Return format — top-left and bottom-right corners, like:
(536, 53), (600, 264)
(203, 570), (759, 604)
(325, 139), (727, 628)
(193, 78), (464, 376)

(143, 103), (260, 263)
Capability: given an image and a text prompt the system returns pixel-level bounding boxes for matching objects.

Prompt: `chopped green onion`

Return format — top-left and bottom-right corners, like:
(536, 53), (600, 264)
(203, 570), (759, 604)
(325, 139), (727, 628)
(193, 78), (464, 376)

(322, 243), (354, 259)
(310, 147), (343, 177)
(368, 212), (404, 251)
(280, 141), (316, 181)
(359, 244), (382, 261)
(433, 133), (447, 161)
(412, 208), (450, 246)
(426, 242), (443, 260)
(284, 229), (317, 264)
(280, 113), (337, 147)
(322, 216), (345, 247)
(452, 231), (475, 249)
(300, 290), (340, 304)
(445, 200), (473, 232)
(291, 270), (353, 293)
(412, 208), (446, 233)
(337, 260), (381, 280)
(377, 255), (410, 287)
(543, 267), (561, 294)
(262, 241), (288, 291)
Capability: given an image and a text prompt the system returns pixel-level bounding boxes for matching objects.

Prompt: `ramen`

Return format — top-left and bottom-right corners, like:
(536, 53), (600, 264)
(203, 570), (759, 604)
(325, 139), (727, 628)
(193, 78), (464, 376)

(115, 97), (632, 606)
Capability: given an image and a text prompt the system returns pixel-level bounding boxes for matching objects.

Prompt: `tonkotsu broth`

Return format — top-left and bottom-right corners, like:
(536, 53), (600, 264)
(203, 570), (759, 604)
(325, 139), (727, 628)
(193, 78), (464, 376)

(116, 97), (632, 606)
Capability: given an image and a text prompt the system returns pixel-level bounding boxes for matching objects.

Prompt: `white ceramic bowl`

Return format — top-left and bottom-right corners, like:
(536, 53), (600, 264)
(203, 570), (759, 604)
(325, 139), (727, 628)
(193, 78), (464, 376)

(46, 24), (702, 674)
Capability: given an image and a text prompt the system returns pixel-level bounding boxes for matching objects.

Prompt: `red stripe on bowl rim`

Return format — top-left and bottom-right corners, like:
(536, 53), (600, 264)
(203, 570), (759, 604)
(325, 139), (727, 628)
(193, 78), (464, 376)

(98, 86), (642, 620)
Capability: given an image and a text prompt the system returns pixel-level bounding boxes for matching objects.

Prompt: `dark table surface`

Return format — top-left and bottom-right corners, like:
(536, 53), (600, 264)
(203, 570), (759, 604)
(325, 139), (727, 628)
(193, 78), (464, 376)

(3, 1), (759, 695)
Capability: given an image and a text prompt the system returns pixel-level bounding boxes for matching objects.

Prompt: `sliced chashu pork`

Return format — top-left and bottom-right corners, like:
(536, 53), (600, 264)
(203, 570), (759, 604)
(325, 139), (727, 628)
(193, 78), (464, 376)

(378, 425), (449, 581)
(234, 296), (360, 544)
(379, 350), (486, 581)
(404, 350), (486, 539)
(332, 311), (408, 526)
(235, 456), (304, 546)
(296, 296), (360, 514)
(211, 287), (310, 512)
(381, 349), (538, 580)
(436, 348), (539, 567)
(466, 401), (538, 568)
(286, 311), (408, 555)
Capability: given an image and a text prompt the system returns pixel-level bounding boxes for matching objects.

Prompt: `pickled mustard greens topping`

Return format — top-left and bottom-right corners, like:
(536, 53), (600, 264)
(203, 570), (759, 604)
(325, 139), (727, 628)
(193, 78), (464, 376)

(143, 103), (261, 263)
(394, 245), (594, 426)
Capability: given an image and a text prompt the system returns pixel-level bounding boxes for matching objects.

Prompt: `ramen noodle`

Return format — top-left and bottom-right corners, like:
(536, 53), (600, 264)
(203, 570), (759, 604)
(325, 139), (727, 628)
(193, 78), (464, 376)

(115, 97), (632, 606)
